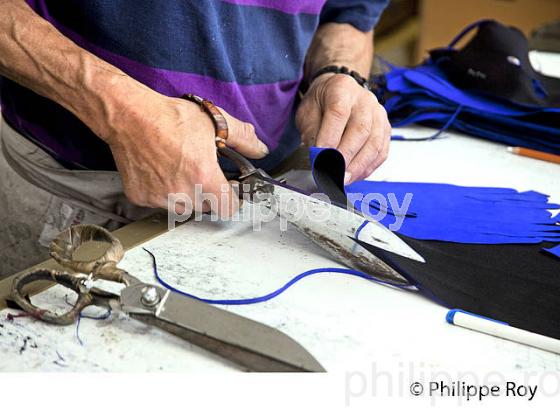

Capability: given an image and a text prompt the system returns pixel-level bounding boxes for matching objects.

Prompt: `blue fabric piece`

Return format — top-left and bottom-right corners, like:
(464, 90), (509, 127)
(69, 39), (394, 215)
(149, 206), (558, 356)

(543, 244), (560, 259)
(351, 182), (560, 244)
(349, 181), (560, 244)
(310, 147), (560, 246)
(373, 21), (560, 154)
(384, 64), (560, 115)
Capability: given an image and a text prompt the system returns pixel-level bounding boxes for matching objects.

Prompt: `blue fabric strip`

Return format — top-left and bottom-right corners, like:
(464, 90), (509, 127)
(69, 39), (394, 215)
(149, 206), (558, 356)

(377, 49), (560, 154)
(347, 181), (560, 244)
(543, 244), (560, 259)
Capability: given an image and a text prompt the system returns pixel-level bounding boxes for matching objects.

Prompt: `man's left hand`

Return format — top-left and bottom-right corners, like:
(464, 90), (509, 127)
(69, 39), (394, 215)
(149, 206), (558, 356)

(296, 73), (391, 184)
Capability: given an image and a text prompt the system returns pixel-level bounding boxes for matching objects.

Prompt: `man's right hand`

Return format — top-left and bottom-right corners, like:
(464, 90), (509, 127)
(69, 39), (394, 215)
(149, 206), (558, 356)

(0, 1), (269, 219)
(105, 91), (269, 218)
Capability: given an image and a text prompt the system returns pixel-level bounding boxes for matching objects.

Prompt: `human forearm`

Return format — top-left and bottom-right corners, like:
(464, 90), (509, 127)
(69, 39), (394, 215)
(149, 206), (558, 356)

(304, 22), (374, 79)
(0, 0), (154, 143)
(0, 1), (268, 216)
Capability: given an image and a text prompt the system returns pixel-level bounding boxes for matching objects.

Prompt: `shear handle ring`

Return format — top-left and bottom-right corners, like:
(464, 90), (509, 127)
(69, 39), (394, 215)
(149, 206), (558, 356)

(49, 224), (124, 275)
(11, 269), (97, 326)
(218, 146), (258, 178)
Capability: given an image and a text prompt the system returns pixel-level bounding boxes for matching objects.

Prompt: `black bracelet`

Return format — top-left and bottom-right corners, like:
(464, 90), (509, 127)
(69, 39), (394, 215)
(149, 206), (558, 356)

(299, 65), (372, 95)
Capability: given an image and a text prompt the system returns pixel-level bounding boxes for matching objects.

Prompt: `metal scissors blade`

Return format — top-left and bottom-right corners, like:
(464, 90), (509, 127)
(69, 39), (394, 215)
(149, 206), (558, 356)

(11, 224), (324, 372)
(264, 179), (425, 263)
(120, 283), (325, 372)
(220, 146), (424, 263)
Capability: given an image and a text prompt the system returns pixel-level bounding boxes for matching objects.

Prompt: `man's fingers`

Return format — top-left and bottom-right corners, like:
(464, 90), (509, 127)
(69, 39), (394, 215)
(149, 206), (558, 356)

(221, 110), (269, 159)
(346, 106), (390, 183)
(372, 117), (391, 170)
(336, 102), (374, 168)
(315, 86), (353, 148)
(203, 165), (241, 218)
(161, 163), (240, 218)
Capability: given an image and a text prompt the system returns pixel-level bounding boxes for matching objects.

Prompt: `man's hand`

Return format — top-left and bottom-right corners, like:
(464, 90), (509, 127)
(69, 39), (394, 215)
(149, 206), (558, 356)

(106, 91), (269, 217)
(0, 1), (268, 218)
(296, 73), (391, 184)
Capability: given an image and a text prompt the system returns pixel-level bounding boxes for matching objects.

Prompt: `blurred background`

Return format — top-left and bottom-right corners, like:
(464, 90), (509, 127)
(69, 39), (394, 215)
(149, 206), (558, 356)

(375, 0), (560, 67)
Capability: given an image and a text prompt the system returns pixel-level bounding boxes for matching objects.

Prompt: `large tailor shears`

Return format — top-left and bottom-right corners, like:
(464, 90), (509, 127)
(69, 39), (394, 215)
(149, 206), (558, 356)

(11, 224), (325, 372)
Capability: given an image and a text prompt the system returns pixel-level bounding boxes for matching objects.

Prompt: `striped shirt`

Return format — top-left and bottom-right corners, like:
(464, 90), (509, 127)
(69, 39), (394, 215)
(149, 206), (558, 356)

(1, 0), (388, 171)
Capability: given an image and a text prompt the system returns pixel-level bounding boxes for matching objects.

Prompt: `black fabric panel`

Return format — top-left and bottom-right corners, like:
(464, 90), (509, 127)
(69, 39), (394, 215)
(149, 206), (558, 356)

(360, 238), (560, 339)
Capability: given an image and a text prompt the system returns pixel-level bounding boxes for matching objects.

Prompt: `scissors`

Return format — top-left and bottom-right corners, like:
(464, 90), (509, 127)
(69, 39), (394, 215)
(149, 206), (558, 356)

(217, 150), (424, 287)
(11, 95), (424, 372)
(11, 224), (325, 372)
(178, 94), (424, 286)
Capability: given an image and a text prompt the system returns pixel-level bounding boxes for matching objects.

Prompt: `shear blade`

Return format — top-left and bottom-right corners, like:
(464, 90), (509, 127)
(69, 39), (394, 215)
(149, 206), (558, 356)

(122, 285), (324, 372)
(355, 220), (425, 263)
(267, 183), (425, 263)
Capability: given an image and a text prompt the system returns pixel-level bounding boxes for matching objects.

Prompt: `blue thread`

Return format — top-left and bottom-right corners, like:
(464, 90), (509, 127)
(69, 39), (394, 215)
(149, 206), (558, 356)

(143, 248), (411, 305)
(76, 314), (84, 346)
(354, 220), (369, 241)
(75, 308), (112, 346)
(391, 105), (463, 141)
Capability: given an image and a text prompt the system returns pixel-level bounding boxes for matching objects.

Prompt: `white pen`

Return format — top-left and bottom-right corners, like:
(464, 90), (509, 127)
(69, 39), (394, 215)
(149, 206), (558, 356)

(446, 309), (560, 355)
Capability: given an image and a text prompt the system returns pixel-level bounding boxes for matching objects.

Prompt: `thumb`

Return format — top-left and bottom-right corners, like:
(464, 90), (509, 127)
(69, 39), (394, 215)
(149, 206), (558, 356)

(220, 109), (269, 159)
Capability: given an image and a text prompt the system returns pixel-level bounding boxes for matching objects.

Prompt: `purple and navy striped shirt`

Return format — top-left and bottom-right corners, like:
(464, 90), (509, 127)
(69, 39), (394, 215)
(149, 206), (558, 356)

(1, 0), (388, 171)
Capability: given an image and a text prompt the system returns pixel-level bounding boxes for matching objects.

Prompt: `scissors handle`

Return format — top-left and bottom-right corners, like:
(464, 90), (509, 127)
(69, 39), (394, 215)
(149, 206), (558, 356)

(10, 268), (114, 325)
(49, 224), (124, 276)
(10, 225), (132, 325)
(218, 146), (259, 178)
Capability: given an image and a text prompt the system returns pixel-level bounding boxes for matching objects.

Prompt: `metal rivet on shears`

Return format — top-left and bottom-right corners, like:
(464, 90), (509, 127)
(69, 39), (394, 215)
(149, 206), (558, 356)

(141, 286), (160, 307)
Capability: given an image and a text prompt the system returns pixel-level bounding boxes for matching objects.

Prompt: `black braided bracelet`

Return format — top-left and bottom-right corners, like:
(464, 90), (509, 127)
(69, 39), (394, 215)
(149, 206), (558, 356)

(299, 65), (372, 95)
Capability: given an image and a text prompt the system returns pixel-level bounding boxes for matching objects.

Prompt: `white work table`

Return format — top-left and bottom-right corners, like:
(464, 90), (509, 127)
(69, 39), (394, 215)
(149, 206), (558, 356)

(1, 126), (559, 373)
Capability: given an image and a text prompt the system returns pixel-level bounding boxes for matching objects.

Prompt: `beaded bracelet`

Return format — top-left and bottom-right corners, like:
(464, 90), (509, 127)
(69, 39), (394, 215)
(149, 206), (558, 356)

(181, 93), (229, 148)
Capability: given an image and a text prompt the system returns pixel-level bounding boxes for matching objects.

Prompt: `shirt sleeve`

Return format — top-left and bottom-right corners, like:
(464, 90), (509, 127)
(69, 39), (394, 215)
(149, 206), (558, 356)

(319, 0), (390, 32)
